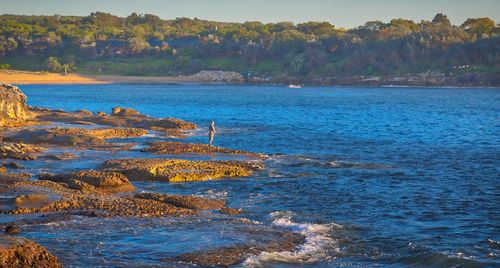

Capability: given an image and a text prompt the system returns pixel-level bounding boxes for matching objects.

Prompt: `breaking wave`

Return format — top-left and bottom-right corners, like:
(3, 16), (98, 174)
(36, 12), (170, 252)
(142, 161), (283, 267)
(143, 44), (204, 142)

(243, 211), (341, 267)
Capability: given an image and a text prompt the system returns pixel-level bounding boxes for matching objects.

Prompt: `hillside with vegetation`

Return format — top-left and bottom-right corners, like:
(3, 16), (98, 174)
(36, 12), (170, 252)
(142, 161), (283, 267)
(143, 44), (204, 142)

(0, 12), (498, 86)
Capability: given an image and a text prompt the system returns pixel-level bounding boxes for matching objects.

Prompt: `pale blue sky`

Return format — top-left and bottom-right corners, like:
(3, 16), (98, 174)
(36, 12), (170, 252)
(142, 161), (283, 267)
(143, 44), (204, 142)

(1, 0), (498, 28)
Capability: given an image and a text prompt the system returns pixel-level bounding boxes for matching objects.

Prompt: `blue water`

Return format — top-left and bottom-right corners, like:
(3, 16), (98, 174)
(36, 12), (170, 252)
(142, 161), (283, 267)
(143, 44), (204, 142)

(12, 84), (500, 267)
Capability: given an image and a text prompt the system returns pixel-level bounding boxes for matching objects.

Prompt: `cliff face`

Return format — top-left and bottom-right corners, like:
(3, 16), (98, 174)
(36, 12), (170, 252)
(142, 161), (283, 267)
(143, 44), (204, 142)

(0, 83), (29, 127)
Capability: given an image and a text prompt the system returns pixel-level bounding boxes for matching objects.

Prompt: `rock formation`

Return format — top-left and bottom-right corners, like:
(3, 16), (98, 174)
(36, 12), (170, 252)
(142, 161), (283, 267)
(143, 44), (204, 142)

(0, 235), (63, 267)
(0, 142), (45, 160)
(2, 180), (195, 217)
(10, 127), (147, 146)
(101, 158), (259, 182)
(134, 192), (225, 210)
(40, 170), (135, 193)
(0, 83), (29, 127)
(143, 141), (264, 158)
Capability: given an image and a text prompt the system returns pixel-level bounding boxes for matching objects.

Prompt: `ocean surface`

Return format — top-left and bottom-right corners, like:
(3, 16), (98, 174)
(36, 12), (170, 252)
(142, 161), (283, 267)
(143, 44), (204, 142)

(10, 84), (500, 267)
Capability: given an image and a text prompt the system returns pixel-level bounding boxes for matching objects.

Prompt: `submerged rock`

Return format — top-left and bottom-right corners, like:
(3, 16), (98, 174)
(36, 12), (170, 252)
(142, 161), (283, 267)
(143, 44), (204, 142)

(42, 152), (78, 161)
(0, 83), (29, 127)
(0, 142), (45, 160)
(143, 141), (264, 157)
(4, 225), (21, 235)
(15, 194), (51, 210)
(101, 158), (258, 182)
(3, 162), (24, 169)
(172, 231), (305, 266)
(40, 170), (135, 193)
(134, 192), (225, 210)
(220, 207), (243, 215)
(0, 235), (63, 267)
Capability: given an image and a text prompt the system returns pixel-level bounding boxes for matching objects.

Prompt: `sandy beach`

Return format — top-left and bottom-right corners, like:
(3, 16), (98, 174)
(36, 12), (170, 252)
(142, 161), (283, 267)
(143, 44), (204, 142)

(0, 70), (211, 85)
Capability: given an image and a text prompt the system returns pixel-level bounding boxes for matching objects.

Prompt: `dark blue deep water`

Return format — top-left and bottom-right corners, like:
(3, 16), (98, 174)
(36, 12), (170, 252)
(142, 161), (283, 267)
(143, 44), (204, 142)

(13, 84), (500, 267)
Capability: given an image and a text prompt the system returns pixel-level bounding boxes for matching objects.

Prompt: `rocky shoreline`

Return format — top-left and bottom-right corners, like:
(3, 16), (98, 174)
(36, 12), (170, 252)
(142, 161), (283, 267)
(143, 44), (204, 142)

(0, 82), (301, 266)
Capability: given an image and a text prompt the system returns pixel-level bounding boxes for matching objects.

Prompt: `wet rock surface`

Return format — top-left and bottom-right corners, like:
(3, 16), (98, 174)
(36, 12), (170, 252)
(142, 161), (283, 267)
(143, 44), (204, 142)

(143, 141), (264, 157)
(0, 235), (63, 267)
(101, 158), (258, 182)
(42, 152), (78, 161)
(0, 171), (31, 185)
(134, 192), (226, 210)
(40, 170), (135, 193)
(4, 225), (21, 235)
(2, 180), (195, 217)
(2, 162), (24, 169)
(9, 127), (147, 146)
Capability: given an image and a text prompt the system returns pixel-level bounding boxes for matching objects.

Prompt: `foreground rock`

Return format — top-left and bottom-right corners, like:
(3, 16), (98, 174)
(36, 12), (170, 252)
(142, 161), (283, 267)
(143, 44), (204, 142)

(40, 170), (135, 193)
(0, 235), (63, 267)
(1, 180), (195, 217)
(0, 171), (31, 186)
(0, 142), (45, 160)
(143, 141), (264, 158)
(101, 158), (262, 182)
(0, 83), (30, 127)
(172, 231), (305, 266)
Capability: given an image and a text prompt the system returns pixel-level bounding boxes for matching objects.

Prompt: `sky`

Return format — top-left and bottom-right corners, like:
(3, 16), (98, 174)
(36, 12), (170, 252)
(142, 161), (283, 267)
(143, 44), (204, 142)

(1, 0), (499, 28)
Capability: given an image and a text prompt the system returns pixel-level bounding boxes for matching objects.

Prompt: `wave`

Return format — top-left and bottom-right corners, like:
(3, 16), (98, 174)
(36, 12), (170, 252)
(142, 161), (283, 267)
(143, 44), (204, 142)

(140, 133), (159, 138)
(398, 251), (493, 267)
(202, 189), (228, 200)
(243, 211), (341, 267)
(268, 154), (391, 170)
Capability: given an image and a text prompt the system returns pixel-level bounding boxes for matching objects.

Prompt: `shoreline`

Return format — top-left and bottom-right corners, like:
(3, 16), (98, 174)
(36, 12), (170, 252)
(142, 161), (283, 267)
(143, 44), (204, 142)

(0, 70), (216, 85)
(1, 69), (498, 88)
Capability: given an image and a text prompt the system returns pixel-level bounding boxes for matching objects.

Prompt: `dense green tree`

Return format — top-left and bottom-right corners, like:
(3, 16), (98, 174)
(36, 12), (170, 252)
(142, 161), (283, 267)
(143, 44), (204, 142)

(46, 56), (62, 72)
(0, 12), (497, 78)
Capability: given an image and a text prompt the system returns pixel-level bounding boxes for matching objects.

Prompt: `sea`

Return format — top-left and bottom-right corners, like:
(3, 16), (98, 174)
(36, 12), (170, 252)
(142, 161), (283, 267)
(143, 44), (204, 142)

(6, 84), (500, 267)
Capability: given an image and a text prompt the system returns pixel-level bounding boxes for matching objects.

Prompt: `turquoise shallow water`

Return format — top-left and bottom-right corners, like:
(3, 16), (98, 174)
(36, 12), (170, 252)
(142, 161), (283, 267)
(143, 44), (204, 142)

(8, 84), (500, 267)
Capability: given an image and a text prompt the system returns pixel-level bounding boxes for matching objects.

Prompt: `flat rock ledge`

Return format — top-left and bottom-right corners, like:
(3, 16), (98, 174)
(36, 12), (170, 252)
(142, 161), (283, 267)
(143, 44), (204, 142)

(101, 158), (263, 182)
(1, 180), (195, 217)
(31, 106), (196, 136)
(0, 235), (63, 268)
(143, 141), (265, 158)
(9, 127), (147, 147)
(134, 192), (241, 214)
(39, 170), (135, 193)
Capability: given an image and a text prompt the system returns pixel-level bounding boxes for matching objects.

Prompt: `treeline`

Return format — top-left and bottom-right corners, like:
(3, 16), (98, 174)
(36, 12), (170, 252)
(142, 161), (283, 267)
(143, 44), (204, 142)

(0, 12), (498, 78)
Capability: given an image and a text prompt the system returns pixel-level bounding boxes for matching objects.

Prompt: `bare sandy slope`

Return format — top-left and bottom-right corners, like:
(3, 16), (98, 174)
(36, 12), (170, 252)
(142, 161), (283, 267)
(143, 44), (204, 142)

(0, 70), (207, 85)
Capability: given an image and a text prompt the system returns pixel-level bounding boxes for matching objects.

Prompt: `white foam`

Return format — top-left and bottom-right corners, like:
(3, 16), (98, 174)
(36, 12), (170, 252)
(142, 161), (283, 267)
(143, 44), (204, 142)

(243, 212), (341, 267)
(141, 133), (159, 138)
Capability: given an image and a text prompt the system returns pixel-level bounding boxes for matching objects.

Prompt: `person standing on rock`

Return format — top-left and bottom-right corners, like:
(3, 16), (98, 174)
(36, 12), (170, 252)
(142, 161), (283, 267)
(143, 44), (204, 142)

(208, 121), (216, 146)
